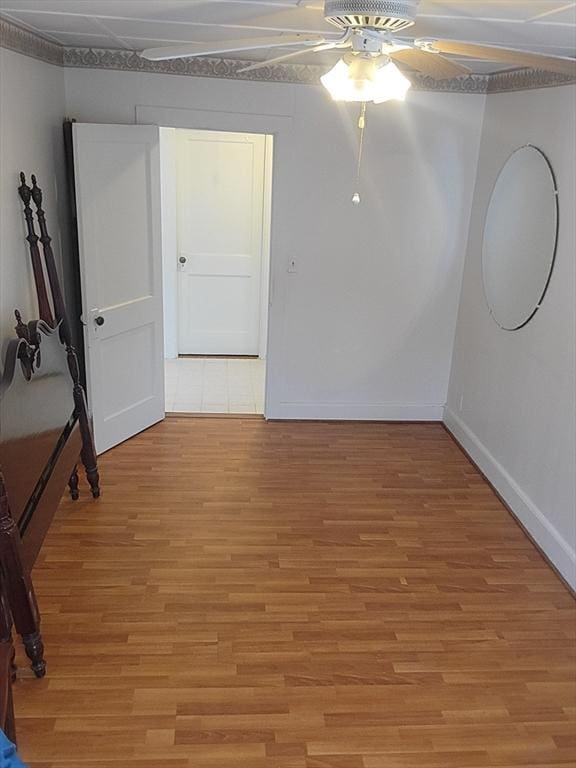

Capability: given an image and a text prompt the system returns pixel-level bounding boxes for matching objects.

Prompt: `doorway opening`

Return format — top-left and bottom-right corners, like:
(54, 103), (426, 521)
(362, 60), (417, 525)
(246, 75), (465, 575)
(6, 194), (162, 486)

(160, 127), (273, 415)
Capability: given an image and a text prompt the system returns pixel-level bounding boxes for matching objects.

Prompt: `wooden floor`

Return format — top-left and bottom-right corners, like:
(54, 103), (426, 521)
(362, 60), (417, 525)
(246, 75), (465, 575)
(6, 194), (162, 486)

(14, 418), (576, 767)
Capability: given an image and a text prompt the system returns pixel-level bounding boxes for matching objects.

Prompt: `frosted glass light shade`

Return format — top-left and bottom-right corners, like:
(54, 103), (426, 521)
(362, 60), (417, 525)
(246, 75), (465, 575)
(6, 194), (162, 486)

(321, 57), (411, 103)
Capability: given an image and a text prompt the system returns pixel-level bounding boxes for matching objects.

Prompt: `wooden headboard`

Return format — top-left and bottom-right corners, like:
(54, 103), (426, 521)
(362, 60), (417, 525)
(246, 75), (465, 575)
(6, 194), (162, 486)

(0, 171), (100, 702)
(0, 320), (81, 569)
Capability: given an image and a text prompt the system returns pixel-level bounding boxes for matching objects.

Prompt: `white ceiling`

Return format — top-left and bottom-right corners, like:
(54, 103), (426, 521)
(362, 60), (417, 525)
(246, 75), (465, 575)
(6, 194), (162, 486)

(1, 0), (575, 73)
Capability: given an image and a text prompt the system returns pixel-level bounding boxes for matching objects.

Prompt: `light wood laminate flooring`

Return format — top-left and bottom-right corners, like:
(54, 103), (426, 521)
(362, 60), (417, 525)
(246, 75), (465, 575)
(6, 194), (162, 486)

(13, 418), (576, 767)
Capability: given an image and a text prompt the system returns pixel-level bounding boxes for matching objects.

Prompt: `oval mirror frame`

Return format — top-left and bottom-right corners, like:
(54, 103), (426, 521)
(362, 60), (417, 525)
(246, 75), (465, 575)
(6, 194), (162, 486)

(481, 145), (559, 331)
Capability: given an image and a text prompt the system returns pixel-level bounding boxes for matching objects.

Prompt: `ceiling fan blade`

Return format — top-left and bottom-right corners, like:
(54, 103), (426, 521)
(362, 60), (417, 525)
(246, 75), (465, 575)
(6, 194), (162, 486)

(238, 41), (338, 73)
(390, 48), (470, 79)
(427, 40), (576, 76)
(140, 34), (326, 61)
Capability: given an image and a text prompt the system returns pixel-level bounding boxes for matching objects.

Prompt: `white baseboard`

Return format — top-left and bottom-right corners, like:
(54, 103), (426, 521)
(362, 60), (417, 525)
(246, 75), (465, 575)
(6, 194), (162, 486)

(444, 407), (576, 590)
(266, 402), (444, 421)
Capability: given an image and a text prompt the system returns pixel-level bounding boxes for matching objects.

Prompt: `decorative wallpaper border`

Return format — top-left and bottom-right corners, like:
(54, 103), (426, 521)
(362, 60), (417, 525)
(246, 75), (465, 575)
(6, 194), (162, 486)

(62, 46), (494, 92)
(0, 17), (63, 66)
(2, 17), (575, 93)
(486, 67), (576, 93)
(62, 46), (326, 86)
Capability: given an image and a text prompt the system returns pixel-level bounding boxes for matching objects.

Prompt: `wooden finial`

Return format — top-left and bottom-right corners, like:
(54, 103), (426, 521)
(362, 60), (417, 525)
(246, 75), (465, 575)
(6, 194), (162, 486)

(14, 310), (26, 338)
(18, 172), (31, 206)
(31, 174), (43, 208)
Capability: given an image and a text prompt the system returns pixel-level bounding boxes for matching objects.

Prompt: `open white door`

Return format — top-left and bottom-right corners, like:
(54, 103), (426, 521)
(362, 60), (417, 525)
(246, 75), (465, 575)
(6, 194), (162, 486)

(73, 123), (164, 455)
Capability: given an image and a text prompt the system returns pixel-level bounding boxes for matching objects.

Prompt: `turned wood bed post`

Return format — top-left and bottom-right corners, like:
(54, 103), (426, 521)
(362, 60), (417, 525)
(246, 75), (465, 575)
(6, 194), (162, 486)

(0, 471), (46, 678)
(17, 174), (54, 327)
(0, 579), (16, 743)
(27, 174), (101, 499)
(67, 347), (101, 499)
(30, 175), (70, 338)
(68, 466), (80, 501)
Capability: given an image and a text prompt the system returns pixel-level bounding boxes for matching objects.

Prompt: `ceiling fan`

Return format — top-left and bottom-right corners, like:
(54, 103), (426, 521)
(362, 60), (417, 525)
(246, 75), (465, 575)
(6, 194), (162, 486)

(139, 0), (576, 103)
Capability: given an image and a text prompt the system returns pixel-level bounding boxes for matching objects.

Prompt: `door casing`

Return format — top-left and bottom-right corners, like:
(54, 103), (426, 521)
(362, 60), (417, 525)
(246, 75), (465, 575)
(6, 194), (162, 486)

(139, 105), (294, 420)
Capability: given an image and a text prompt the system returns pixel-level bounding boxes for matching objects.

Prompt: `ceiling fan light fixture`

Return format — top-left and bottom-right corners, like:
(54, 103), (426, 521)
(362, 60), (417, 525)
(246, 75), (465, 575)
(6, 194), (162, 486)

(372, 59), (412, 102)
(321, 57), (411, 103)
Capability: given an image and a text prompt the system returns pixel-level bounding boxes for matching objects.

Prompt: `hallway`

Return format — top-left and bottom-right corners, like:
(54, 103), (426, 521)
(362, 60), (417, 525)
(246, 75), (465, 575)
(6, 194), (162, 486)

(165, 357), (266, 414)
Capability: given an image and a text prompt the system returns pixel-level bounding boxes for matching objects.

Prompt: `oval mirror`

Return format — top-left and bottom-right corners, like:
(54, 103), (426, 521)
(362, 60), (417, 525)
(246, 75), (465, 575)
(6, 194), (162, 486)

(482, 145), (558, 331)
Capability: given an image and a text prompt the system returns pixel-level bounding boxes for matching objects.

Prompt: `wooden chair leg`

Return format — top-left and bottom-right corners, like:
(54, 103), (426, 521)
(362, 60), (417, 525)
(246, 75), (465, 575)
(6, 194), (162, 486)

(0, 473), (46, 678)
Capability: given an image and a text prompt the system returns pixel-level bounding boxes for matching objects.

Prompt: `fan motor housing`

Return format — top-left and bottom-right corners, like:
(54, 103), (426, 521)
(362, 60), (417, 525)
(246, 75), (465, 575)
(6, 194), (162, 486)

(324, 0), (419, 31)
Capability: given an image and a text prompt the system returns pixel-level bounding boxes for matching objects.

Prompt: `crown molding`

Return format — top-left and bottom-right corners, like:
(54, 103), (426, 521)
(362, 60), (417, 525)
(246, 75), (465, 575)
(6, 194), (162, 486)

(62, 46), (327, 86)
(0, 17), (63, 66)
(61, 46), (493, 92)
(2, 17), (575, 94)
(487, 67), (576, 93)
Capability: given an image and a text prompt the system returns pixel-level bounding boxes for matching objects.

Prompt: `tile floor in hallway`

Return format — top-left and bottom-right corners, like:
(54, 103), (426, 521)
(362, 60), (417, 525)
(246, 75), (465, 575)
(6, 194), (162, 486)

(165, 356), (265, 413)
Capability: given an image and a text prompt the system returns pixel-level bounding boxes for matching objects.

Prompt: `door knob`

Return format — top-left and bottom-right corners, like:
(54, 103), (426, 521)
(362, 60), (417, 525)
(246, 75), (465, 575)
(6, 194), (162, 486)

(94, 316), (105, 326)
(179, 256), (187, 264)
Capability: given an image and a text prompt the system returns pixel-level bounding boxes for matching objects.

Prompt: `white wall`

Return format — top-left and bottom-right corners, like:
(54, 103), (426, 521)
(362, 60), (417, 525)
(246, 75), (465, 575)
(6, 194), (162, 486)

(4, 46), (573, 583)
(64, 67), (485, 420)
(0, 48), (66, 339)
(446, 85), (576, 588)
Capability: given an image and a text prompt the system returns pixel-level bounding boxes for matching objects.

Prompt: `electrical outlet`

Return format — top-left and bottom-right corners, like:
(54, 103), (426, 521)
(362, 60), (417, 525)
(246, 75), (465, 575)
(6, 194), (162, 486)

(459, 395), (464, 412)
(287, 257), (298, 274)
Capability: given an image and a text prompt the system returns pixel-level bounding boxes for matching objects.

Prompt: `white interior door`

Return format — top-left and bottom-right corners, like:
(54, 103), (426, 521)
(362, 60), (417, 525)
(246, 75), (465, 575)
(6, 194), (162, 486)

(73, 123), (164, 454)
(176, 130), (267, 355)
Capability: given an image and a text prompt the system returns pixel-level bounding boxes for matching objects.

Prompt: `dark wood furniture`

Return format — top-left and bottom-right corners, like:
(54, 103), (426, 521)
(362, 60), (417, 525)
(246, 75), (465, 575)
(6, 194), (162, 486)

(0, 566), (16, 744)
(0, 172), (100, 737)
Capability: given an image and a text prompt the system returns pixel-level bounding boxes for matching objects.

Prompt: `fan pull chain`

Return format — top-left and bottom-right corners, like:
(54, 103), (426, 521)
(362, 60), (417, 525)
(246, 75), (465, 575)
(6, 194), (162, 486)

(352, 101), (367, 206)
